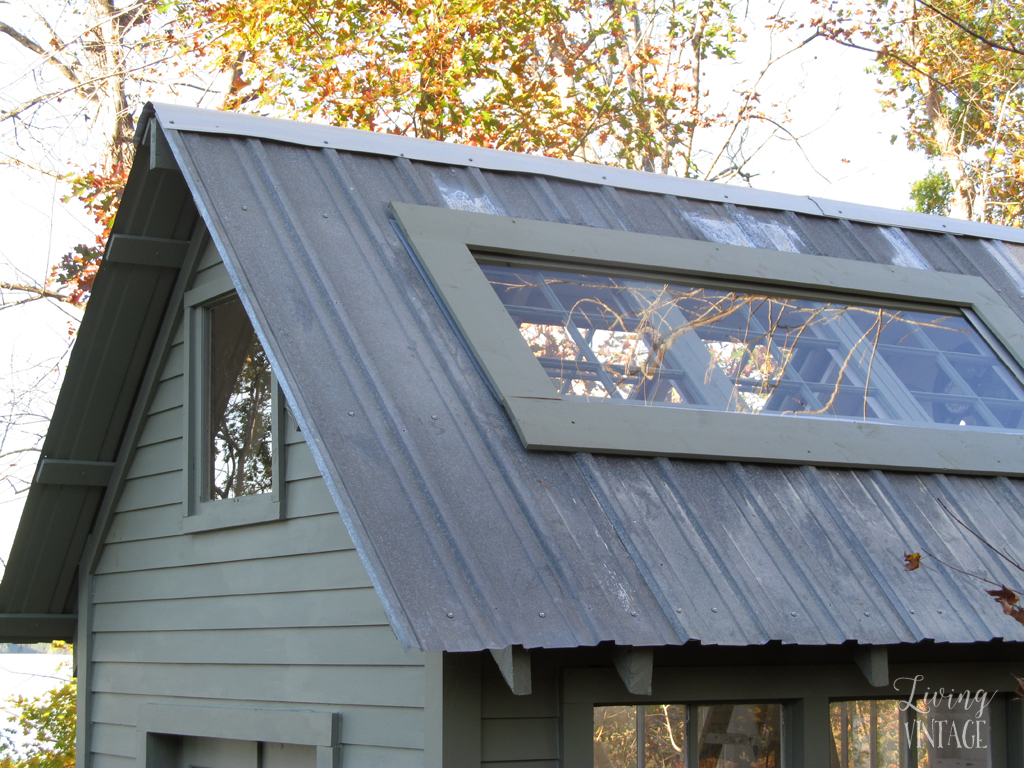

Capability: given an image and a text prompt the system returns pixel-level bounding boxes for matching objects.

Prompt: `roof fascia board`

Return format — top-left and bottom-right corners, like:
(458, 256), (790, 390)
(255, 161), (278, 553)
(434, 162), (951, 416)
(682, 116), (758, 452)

(141, 102), (1024, 245)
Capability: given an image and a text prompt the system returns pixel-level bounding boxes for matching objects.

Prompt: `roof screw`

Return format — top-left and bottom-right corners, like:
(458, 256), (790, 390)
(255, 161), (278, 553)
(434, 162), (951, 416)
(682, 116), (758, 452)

(864, 612), (871, 617)
(323, 213), (328, 218)
(938, 610), (944, 614)
(909, 610), (915, 614)
(169, 120), (175, 124)
(676, 608), (682, 614)
(712, 607), (718, 613)
(323, 140), (328, 144)
(791, 612), (797, 617)
(348, 411), (355, 417)
(431, 414), (438, 420)
(241, 206), (248, 211)
(446, 612), (453, 619)
(539, 612), (546, 618)
(630, 611), (637, 617)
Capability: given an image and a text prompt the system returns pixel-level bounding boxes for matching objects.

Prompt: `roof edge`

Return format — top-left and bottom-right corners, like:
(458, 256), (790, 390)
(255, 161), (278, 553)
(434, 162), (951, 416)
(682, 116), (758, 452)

(140, 102), (1024, 245)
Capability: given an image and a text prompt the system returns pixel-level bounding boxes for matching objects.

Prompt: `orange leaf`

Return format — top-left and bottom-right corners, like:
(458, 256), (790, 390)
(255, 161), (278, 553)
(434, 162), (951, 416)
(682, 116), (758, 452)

(904, 552), (921, 571)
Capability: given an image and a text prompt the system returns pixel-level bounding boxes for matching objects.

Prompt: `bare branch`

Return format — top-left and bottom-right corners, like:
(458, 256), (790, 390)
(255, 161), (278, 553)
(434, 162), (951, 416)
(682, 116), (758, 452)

(0, 282), (74, 304)
(0, 22), (80, 83)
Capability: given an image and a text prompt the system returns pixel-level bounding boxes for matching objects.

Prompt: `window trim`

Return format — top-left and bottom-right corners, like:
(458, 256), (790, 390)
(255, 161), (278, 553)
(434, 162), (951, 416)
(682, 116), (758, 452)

(563, 663), (1014, 767)
(392, 202), (1024, 476)
(183, 270), (286, 532)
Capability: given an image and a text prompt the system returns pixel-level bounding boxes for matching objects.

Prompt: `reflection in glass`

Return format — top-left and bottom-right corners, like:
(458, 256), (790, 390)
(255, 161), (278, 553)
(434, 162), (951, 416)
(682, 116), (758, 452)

(697, 703), (781, 768)
(207, 297), (273, 499)
(594, 703), (778, 767)
(482, 264), (1024, 431)
(829, 698), (991, 768)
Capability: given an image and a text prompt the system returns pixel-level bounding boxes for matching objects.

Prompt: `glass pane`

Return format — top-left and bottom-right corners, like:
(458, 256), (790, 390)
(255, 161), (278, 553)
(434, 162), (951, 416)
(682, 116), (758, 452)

(208, 297), (273, 499)
(594, 705), (637, 768)
(830, 700), (901, 768)
(645, 704), (687, 766)
(697, 703), (782, 768)
(914, 697), (991, 768)
(481, 264), (1024, 431)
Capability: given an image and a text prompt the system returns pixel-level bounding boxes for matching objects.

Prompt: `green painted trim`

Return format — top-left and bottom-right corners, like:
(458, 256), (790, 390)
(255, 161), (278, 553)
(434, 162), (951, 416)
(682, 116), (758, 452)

(34, 459), (115, 487)
(0, 613), (76, 642)
(183, 252), (285, 528)
(425, 652), (481, 767)
(106, 234), (189, 268)
(564, 662), (1018, 767)
(392, 202), (1024, 475)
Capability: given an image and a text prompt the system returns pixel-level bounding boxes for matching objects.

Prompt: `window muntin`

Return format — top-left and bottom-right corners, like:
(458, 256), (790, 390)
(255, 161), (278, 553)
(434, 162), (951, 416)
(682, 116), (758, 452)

(482, 264), (1024, 432)
(206, 296), (274, 499)
(593, 703), (783, 767)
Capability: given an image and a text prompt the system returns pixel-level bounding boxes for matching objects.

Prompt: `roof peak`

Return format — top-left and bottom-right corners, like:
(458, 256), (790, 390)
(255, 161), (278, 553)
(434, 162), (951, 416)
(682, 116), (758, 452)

(141, 102), (1024, 246)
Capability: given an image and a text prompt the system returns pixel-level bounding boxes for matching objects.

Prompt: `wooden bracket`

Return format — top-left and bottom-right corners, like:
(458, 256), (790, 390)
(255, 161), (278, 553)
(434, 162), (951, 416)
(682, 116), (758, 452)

(106, 234), (190, 269)
(854, 646), (889, 687)
(35, 458), (115, 487)
(613, 646), (654, 696)
(490, 645), (532, 696)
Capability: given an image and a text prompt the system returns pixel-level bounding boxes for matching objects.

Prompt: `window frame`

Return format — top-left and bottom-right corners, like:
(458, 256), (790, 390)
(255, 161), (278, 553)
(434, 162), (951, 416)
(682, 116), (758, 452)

(391, 202), (1024, 476)
(183, 270), (286, 532)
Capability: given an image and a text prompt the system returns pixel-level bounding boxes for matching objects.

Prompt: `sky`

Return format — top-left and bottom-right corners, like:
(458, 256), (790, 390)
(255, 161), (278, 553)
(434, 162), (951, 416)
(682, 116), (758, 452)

(0, 0), (938, 730)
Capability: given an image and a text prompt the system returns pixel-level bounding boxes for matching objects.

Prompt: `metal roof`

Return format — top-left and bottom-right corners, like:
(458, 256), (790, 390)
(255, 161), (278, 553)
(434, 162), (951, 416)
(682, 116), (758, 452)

(6, 103), (1024, 652)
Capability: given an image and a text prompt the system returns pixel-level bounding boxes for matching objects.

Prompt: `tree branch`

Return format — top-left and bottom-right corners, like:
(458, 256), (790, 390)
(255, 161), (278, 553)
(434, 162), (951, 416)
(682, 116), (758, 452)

(915, 0), (1024, 58)
(0, 282), (74, 304)
(0, 22), (80, 83)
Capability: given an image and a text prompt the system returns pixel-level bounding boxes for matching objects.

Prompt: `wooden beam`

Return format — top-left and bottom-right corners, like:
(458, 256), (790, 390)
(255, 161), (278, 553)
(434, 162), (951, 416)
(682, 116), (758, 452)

(490, 645), (532, 696)
(0, 613), (76, 642)
(854, 646), (889, 687)
(35, 459), (115, 487)
(148, 121), (177, 171)
(613, 646), (653, 696)
(106, 234), (190, 269)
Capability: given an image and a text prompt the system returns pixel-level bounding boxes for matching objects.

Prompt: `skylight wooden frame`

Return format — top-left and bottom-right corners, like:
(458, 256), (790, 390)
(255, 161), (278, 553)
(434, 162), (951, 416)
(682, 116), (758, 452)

(391, 202), (1024, 476)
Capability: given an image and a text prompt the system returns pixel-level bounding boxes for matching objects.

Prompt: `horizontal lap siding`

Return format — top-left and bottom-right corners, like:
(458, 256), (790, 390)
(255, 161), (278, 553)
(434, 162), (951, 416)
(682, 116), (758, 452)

(90, 262), (425, 766)
(481, 666), (560, 765)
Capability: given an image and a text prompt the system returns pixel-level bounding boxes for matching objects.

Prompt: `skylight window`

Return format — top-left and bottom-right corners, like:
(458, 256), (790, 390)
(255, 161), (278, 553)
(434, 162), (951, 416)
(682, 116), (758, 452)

(391, 201), (1024, 474)
(481, 264), (1024, 432)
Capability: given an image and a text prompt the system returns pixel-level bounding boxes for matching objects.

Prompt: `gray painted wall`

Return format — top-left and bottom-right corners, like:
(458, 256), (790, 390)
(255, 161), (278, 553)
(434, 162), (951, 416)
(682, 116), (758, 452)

(86, 244), (427, 767)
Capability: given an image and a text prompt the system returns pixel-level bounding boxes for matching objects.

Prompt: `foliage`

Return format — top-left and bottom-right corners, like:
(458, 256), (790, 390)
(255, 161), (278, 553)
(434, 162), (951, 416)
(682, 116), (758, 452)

(0, 678), (75, 768)
(172, 0), (803, 177)
(909, 167), (953, 215)
(817, 0), (1023, 225)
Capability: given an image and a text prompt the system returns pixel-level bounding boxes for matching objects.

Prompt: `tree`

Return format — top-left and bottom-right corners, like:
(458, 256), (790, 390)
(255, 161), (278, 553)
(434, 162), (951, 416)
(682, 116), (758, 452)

(0, 677), (75, 768)
(172, 0), (819, 178)
(818, 0), (1023, 226)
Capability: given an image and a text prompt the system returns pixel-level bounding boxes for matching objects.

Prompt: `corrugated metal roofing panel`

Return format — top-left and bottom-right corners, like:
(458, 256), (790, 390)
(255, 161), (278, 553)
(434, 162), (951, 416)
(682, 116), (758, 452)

(147, 102), (1024, 244)
(162, 115), (1024, 652)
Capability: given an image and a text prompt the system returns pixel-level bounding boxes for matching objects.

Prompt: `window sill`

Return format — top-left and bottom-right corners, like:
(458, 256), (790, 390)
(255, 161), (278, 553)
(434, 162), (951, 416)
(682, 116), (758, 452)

(183, 494), (283, 533)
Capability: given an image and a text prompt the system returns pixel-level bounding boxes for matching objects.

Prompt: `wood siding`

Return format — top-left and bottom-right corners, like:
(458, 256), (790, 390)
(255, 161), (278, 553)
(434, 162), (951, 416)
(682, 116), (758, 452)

(481, 663), (559, 767)
(88, 252), (425, 767)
